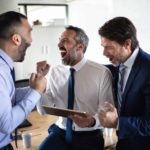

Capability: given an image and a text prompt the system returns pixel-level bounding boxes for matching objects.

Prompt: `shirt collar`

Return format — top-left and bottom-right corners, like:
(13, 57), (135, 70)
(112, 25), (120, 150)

(71, 57), (87, 71)
(0, 48), (14, 70)
(124, 47), (139, 68)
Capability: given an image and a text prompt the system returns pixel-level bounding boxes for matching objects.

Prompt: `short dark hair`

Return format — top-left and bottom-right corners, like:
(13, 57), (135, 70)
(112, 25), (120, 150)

(98, 17), (139, 51)
(65, 25), (89, 53)
(0, 11), (27, 40)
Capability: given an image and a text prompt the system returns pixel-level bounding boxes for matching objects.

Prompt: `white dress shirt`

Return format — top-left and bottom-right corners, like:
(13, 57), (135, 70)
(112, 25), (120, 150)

(37, 57), (114, 131)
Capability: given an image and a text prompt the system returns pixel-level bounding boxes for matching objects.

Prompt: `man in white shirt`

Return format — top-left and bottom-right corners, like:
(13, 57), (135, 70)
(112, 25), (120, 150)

(37, 25), (114, 150)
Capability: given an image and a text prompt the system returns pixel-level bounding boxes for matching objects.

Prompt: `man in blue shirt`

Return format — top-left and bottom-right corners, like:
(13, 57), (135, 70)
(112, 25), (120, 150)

(0, 11), (47, 150)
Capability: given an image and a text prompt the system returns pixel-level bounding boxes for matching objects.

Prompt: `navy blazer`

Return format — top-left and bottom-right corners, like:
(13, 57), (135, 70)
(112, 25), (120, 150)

(107, 48), (150, 150)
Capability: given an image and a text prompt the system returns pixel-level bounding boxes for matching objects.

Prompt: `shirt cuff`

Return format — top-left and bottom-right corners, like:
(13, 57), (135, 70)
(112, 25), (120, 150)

(92, 114), (101, 129)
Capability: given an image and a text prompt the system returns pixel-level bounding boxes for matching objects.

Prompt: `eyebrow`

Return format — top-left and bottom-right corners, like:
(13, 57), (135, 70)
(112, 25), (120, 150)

(59, 37), (69, 41)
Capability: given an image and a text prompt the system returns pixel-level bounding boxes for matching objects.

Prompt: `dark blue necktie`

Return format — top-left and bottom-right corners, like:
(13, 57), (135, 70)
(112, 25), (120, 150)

(66, 68), (75, 144)
(117, 64), (126, 111)
(11, 68), (15, 84)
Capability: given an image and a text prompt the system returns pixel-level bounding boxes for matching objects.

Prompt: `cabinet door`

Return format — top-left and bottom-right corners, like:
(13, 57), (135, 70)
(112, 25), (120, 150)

(15, 26), (64, 80)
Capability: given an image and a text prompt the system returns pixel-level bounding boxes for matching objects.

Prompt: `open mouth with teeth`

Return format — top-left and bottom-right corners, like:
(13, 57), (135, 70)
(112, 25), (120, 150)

(108, 56), (118, 65)
(109, 57), (113, 62)
(60, 49), (67, 59)
(106, 55), (113, 62)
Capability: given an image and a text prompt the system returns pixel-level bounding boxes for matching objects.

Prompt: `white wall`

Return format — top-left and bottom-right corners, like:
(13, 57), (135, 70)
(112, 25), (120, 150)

(68, 0), (150, 64)
(68, 0), (111, 64)
(112, 0), (150, 53)
(0, 0), (18, 13)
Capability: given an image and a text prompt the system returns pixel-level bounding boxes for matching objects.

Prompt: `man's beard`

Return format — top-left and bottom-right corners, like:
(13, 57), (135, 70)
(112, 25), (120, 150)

(61, 46), (77, 66)
(17, 38), (30, 62)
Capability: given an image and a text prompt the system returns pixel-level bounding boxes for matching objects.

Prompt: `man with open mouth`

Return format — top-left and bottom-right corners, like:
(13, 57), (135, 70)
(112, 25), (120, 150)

(36, 25), (114, 150)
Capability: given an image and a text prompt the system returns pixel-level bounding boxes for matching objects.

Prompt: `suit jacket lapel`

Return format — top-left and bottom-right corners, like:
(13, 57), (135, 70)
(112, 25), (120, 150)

(122, 50), (142, 107)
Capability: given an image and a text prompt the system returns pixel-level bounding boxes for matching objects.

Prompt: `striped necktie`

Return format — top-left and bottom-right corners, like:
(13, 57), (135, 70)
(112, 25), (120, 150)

(117, 64), (126, 111)
(66, 68), (75, 144)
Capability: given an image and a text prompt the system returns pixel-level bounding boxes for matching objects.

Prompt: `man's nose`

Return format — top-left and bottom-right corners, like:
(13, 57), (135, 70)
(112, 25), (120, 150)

(58, 40), (63, 48)
(103, 48), (108, 56)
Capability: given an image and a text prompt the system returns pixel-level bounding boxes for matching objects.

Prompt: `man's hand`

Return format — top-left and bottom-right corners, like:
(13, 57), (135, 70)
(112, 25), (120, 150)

(69, 113), (95, 128)
(29, 73), (47, 94)
(99, 102), (118, 128)
(36, 60), (50, 76)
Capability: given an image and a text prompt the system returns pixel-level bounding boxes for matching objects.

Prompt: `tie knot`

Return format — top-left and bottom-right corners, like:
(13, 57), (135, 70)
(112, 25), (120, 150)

(70, 68), (75, 74)
(119, 64), (126, 72)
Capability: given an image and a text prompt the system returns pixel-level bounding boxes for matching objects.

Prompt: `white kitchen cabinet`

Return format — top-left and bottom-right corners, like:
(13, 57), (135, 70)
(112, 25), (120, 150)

(15, 25), (64, 80)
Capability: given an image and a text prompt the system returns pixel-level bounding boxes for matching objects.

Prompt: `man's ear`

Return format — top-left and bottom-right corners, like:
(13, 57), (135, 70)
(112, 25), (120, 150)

(11, 34), (22, 46)
(124, 39), (131, 49)
(77, 43), (85, 52)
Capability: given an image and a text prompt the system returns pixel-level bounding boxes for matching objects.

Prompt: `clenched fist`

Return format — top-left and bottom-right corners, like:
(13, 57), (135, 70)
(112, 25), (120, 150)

(99, 102), (118, 128)
(29, 73), (47, 94)
(36, 60), (50, 76)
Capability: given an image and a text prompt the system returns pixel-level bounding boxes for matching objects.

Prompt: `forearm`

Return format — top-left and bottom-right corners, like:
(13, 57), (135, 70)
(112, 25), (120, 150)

(0, 88), (40, 134)
(15, 87), (30, 103)
(118, 116), (150, 139)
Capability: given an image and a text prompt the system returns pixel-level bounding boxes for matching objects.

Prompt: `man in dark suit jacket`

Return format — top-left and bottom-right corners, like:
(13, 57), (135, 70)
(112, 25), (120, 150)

(98, 17), (150, 150)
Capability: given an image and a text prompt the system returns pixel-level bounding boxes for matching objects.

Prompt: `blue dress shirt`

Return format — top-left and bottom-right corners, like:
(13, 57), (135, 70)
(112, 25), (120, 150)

(0, 49), (41, 148)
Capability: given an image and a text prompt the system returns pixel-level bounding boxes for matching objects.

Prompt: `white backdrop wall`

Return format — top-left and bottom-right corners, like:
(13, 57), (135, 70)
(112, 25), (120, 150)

(68, 0), (112, 64)
(112, 0), (150, 54)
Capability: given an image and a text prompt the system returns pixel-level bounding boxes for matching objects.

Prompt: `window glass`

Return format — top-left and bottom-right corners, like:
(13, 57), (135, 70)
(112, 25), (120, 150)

(19, 5), (67, 26)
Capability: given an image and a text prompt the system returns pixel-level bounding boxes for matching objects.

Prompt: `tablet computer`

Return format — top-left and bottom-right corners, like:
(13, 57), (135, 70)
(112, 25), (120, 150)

(42, 105), (87, 118)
